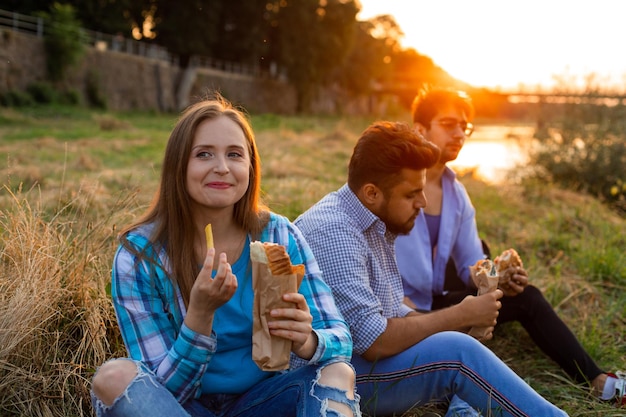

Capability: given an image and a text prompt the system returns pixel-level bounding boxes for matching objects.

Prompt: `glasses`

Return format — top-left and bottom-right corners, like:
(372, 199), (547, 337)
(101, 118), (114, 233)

(431, 119), (474, 136)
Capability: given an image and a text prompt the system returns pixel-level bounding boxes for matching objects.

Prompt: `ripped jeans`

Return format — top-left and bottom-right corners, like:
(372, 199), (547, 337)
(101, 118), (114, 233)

(91, 359), (361, 417)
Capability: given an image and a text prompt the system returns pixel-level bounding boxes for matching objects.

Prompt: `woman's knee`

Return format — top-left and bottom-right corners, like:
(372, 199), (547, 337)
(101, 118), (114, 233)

(92, 359), (139, 406)
(319, 361), (356, 394)
(318, 362), (360, 417)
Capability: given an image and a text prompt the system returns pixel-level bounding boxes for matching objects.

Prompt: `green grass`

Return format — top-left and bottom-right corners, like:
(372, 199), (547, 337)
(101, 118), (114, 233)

(0, 104), (624, 416)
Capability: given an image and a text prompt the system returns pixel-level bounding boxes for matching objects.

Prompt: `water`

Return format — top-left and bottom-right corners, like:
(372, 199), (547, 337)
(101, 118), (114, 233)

(449, 124), (535, 184)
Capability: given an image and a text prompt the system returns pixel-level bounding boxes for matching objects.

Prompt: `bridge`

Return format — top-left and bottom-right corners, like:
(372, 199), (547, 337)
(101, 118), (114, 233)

(375, 78), (626, 107)
(504, 92), (626, 106)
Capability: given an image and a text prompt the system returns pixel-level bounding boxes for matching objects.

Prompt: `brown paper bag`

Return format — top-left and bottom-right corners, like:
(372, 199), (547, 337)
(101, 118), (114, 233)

(467, 260), (499, 340)
(251, 243), (304, 371)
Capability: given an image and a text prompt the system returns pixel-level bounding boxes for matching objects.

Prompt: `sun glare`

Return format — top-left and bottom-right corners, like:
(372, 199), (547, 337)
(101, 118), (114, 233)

(358, 0), (626, 93)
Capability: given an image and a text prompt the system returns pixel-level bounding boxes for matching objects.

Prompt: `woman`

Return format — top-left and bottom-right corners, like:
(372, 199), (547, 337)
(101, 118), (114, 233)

(91, 96), (360, 417)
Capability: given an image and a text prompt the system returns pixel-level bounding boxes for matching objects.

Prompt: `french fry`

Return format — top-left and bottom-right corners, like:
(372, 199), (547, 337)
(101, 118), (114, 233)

(204, 224), (214, 250)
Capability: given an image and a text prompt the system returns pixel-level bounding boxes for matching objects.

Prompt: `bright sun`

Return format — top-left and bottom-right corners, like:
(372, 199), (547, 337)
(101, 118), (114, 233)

(358, 0), (626, 93)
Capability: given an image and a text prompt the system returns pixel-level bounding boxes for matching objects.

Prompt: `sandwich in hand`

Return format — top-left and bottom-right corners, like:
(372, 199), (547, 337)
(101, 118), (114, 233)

(468, 258), (499, 340)
(250, 241), (305, 371)
(494, 248), (523, 285)
(470, 248), (524, 287)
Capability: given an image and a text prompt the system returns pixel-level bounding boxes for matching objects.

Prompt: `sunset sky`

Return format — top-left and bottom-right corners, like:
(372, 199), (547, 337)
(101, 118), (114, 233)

(357, 0), (626, 93)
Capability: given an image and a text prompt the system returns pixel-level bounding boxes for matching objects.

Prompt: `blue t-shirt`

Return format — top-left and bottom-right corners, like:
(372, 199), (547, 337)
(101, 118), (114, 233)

(202, 240), (266, 393)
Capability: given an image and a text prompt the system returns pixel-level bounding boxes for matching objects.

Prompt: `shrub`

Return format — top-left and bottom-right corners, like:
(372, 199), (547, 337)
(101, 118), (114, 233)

(85, 70), (107, 109)
(526, 100), (626, 215)
(0, 90), (35, 107)
(60, 88), (82, 105)
(41, 3), (86, 82)
(26, 81), (59, 104)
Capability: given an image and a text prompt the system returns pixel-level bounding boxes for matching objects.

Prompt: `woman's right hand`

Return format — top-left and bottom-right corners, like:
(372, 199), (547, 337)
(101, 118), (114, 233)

(185, 248), (238, 335)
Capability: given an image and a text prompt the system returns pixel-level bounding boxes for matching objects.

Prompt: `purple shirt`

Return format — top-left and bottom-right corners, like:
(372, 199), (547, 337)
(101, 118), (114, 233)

(395, 167), (485, 310)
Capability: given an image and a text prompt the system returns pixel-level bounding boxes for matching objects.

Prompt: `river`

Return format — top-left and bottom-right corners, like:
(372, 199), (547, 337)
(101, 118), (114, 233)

(449, 123), (536, 184)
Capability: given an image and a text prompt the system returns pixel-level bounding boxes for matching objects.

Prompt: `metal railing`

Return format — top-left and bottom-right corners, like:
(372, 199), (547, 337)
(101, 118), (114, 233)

(0, 8), (43, 36)
(0, 9), (176, 63)
(84, 28), (176, 63)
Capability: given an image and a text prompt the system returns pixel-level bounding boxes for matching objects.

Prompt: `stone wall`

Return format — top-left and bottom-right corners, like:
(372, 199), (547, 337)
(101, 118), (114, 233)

(0, 28), (395, 115)
(0, 29), (299, 114)
(191, 67), (297, 115)
(0, 29), (48, 92)
(62, 49), (177, 112)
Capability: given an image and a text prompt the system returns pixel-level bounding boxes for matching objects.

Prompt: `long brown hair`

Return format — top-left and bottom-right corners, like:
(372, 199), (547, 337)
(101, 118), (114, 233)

(119, 94), (268, 307)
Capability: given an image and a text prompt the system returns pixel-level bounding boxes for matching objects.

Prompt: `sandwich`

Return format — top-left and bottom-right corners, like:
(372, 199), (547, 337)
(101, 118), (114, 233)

(470, 258), (497, 280)
(250, 241), (305, 276)
(494, 248), (523, 285)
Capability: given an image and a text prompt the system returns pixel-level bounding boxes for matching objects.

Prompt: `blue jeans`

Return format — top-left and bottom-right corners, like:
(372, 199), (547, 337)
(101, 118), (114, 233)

(353, 331), (568, 417)
(91, 359), (361, 417)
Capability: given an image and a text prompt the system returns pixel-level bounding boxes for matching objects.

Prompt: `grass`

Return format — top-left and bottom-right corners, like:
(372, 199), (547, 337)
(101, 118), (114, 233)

(0, 104), (624, 416)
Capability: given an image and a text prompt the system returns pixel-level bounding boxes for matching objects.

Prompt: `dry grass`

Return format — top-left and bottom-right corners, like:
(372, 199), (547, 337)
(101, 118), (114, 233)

(0, 185), (128, 416)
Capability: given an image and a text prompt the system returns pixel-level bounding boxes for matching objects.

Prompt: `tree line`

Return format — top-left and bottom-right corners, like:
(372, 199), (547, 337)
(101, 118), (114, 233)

(1, 0), (461, 112)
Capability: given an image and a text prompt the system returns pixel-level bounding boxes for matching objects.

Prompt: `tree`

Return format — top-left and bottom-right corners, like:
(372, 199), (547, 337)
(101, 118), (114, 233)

(0, 0), (141, 37)
(331, 16), (399, 99)
(366, 14), (403, 52)
(210, 0), (271, 66)
(149, 0), (220, 68)
(0, 0), (49, 14)
(273, 0), (359, 113)
(68, 0), (141, 37)
(390, 47), (460, 108)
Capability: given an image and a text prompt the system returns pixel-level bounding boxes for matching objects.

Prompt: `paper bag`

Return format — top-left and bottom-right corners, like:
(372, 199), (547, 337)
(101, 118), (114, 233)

(250, 242), (304, 371)
(467, 259), (499, 340)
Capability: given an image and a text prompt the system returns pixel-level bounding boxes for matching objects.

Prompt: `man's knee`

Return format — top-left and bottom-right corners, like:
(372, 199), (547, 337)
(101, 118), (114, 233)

(519, 285), (552, 307)
(92, 359), (138, 406)
(521, 284), (543, 298)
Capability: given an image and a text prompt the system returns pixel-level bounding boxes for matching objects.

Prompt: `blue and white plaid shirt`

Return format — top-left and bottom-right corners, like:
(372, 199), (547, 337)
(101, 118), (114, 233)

(295, 184), (414, 355)
(111, 212), (352, 403)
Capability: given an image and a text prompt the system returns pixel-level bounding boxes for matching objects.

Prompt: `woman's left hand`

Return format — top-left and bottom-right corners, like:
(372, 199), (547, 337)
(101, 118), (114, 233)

(267, 292), (317, 360)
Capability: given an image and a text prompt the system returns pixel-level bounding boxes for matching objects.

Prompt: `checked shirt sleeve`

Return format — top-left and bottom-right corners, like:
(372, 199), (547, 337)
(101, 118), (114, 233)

(111, 234), (216, 403)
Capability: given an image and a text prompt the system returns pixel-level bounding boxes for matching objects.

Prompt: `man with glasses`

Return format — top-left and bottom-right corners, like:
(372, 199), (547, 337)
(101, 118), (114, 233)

(395, 87), (625, 407)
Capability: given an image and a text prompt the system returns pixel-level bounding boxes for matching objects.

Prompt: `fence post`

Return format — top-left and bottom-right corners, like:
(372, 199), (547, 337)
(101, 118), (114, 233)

(37, 16), (43, 37)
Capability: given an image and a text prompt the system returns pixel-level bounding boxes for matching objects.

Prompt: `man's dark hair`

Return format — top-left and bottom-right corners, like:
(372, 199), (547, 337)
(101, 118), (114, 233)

(348, 121), (440, 194)
(411, 87), (475, 127)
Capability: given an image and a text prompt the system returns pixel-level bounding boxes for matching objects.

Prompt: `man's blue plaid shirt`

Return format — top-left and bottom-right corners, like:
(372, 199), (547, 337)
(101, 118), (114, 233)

(295, 184), (414, 355)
